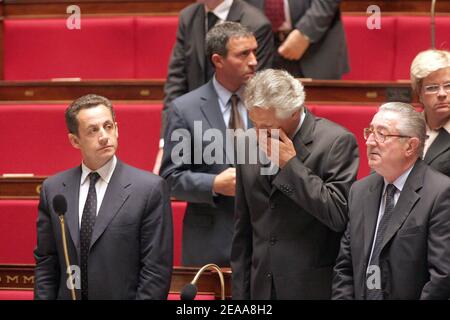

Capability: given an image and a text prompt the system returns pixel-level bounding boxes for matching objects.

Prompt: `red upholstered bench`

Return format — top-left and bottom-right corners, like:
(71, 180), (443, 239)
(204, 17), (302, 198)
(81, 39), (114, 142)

(171, 201), (187, 266)
(0, 290), (34, 300)
(393, 16), (450, 80)
(135, 16), (178, 79)
(4, 18), (136, 80)
(0, 103), (162, 175)
(3, 16), (178, 80)
(309, 104), (379, 179)
(342, 16), (396, 81)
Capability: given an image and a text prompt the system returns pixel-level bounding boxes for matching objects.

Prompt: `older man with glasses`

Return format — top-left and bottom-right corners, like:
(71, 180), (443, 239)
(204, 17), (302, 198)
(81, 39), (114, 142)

(333, 102), (450, 300)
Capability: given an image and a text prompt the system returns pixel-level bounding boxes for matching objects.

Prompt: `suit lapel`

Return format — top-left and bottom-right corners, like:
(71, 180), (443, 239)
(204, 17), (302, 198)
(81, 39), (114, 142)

(380, 161), (423, 250)
(89, 160), (131, 249)
(424, 128), (450, 164)
(362, 176), (384, 261)
(61, 166), (82, 257)
(226, 0), (244, 22)
(199, 81), (233, 163)
(270, 109), (314, 197)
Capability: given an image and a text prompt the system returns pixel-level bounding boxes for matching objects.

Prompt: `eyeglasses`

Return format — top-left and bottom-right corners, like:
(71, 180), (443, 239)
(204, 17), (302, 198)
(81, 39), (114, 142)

(423, 83), (450, 95)
(363, 128), (411, 143)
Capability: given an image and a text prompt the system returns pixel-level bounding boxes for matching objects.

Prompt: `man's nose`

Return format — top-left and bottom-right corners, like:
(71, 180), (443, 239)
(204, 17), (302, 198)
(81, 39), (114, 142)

(248, 52), (257, 66)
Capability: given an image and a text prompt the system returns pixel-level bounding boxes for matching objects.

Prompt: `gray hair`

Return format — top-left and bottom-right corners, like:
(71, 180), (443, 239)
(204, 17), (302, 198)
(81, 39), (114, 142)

(410, 49), (450, 93)
(378, 102), (426, 158)
(205, 21), (254, 61)
(244, 69), (305, 119)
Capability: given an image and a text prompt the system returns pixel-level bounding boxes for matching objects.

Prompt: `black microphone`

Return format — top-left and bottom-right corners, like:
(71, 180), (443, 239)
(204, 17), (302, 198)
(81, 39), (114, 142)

(53, 194), (67, 216)
(180, 263), (225, 300)
(53, 194), (76, 300)
(180, 283), (198, 300)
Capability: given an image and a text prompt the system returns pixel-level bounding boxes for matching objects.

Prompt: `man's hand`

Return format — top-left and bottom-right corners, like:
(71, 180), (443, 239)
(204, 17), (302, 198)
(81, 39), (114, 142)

(278, 29), (310, 61)
(213, 168), (236, 196)
(259, 129), (296, 169)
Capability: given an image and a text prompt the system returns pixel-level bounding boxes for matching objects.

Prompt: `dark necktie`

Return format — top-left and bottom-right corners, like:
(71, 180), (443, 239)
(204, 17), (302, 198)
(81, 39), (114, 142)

(265, 0), (285, 31)
(366, 183), (397, 300)
(228, 94), (245, 130)
(205, 12), (219, 81)
(80, 172), (100, 300)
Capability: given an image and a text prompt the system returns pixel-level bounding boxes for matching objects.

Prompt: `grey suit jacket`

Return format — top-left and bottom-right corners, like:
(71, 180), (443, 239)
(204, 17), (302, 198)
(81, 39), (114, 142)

(245, 0), (349, 79)
(231, 110), (359, 299)
(424, 128), (450, 178)
(333, 160), (450, 300)
(160, 80), (240, 267)
(34, 160), (173, 300)
(162, 0), (273, 135)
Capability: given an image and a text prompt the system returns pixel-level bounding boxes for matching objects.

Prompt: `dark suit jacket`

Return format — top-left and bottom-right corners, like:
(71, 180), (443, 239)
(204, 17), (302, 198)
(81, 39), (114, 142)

(333, 160), (450, 300)
(34, 160), (173, 300)
(245, 0), (349, 79)
(231, 110), (359, 299)
(424, 128), (450, 178)
(160, 80), (244, 267)
(162, 0), (273, 135)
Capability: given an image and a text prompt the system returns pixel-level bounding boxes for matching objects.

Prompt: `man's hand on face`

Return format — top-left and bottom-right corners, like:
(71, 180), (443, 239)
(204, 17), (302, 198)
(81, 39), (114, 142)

(258, 129), (296, 169)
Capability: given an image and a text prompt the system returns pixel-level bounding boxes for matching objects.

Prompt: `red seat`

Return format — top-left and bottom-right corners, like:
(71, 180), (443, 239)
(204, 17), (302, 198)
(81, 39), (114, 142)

(393, 16), (450, 80)
(0, 290), (34, 300)
(309, 104), (379, 179)
(171, 201), (187, 266)
(4, 18), (135, 80)
(342, 16), (396, 80)
(135, 16), (178, 79)
(0, 103), (162, 175)
(0, 200), (38, 264)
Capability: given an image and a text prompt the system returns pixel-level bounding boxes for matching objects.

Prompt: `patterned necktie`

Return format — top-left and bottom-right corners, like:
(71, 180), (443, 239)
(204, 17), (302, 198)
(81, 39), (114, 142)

(264, 0), (285, 31)
(228, 94), (245, 130)
(80, 172), (100, 300)
(366, 184), (397, 300)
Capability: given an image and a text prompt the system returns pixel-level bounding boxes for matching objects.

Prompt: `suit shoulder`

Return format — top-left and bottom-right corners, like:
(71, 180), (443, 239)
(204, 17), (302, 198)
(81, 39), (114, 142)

(313, 115), (357, 145)
(42, 166), (80, 187)
(172, 83), (211, 112)
(121, 163), (166, 187)
(423, 165), (450, 190)
(179, 2), (203, 20)
(236, 0), (271, 29)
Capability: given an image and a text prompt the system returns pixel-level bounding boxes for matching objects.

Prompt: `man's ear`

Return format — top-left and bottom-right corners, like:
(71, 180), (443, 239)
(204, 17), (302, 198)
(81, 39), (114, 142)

(68, 133), (80, 149)
(406, 137), (420, 157)
(211, 53), (223, 69)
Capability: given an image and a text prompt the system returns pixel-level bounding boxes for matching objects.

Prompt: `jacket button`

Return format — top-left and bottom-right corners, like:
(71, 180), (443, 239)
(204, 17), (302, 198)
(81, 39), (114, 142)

(270, 237), (277, 245)
(267, 272), (272, 278)
(270, 203), (276, 209)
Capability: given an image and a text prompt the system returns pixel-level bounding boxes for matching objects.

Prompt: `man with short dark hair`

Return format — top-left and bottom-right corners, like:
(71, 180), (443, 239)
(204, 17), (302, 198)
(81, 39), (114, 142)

(160, 22), (257, 267)
(34, 94), (173, 300)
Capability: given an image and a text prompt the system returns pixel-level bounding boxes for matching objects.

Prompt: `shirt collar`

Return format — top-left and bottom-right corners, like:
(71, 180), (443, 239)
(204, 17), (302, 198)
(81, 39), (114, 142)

(291, 108), (306, 139)
(205, 0), (233, 21)
(443, 118), (450, 133)
(212, 75), (244, 113)
(383, 164), (414, 193)
(81, 155), (117, 186)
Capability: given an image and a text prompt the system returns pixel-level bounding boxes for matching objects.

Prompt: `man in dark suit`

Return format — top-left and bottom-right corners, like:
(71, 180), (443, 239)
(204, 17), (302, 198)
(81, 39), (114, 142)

(160, 22), (257, 267)
(154, 0), (273, 173)
(410, 49), (450, 177)
(231, 69), (359, 299)
(34, 94), (173, 300)
(245, 0), (349, 79)
(333, 102), (450, 300)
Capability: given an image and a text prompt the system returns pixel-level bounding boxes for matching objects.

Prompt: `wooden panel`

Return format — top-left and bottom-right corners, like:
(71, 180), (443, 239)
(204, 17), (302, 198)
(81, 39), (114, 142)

(0, 264), (232, 299)
(0, 80), (418, 104)
(2, 0), (194, 17)
(0, 176), (44, 199)
(0, 80), (165, 102)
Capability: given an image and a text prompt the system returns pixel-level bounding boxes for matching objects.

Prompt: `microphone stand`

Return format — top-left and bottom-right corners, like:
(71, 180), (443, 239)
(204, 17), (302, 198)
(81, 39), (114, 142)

(431, 0), (436, 49)
(58, 215), (77, 300)
(191, 264), (225, 300)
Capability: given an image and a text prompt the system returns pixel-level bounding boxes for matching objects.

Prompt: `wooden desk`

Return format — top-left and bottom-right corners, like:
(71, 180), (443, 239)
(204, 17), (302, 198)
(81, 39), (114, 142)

(0, 264), (232, 299)
(0, 79), (417, 104)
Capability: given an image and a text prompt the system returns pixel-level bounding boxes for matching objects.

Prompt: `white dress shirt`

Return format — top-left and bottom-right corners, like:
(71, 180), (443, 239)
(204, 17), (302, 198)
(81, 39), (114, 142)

(78, 155), (117, 227)
(424, 118), (450, 156)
